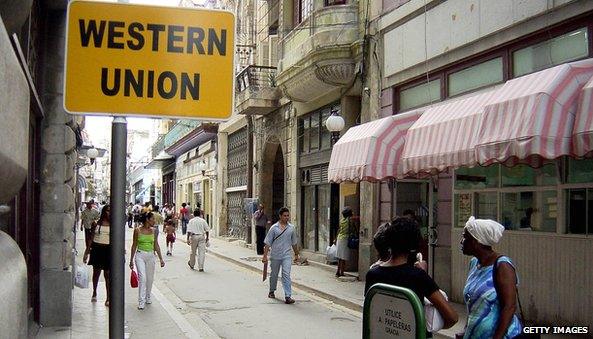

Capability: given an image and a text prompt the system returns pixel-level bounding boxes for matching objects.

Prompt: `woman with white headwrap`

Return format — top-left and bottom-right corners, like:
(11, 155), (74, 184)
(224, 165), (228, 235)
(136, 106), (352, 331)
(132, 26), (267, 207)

(459, 216), (523, 339)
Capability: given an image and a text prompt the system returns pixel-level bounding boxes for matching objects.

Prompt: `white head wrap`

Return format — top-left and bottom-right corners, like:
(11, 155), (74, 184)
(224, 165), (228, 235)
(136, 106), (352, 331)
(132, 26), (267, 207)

(464, 216), (504, 246)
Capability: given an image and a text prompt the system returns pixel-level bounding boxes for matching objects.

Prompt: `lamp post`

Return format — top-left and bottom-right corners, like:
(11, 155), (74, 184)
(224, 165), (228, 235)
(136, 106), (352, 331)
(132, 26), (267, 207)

(325, 108), (345, 145)
(87, 147), (99, 164)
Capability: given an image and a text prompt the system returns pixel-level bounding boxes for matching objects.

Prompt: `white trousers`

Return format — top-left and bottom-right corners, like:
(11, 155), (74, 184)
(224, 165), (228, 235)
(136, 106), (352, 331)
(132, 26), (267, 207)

(135, 250), (155, 306)
(189, 234), (206, 269)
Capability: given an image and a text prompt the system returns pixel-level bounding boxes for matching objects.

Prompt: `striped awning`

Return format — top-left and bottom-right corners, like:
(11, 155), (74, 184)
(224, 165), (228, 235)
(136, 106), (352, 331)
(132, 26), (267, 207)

(328, 110), (423, 183)
(401, 90), (498, 176)
(573, 75), (593, 157)
(476, 58), (593, 166)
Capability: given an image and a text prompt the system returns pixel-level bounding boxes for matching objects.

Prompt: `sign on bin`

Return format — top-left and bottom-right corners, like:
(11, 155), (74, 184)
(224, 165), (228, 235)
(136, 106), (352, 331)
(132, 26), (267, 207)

(363, 284), (426, 339)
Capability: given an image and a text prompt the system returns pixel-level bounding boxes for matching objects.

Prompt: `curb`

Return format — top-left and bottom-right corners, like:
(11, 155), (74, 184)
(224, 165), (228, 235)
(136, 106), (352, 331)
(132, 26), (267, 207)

(206, 249), (364, 313)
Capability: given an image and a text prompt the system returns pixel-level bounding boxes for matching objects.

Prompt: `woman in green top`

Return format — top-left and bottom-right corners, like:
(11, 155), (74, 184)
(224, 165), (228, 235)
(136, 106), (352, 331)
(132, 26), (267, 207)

(335, 207), (354, 277)
(129, 212), (165, 309)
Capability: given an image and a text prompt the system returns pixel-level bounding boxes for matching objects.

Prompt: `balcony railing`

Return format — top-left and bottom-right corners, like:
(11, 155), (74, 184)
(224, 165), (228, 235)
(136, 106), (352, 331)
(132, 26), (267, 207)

(235, 65), (277, 93)
(151, 135), (166, 158)
(163, 120), (202, 149)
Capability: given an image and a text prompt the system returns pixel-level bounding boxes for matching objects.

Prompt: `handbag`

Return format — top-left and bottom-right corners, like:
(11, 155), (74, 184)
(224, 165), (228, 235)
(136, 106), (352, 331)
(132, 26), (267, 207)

(347, 235), (359, 249)
(130, 269), (139, 288)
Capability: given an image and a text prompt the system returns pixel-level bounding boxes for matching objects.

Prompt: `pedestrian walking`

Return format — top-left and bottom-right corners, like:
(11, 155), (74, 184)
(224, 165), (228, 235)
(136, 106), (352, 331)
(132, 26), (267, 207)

(164, 219), (176, 256)
(126, 202), (134, 228)
(253, 204), (270, 255)
(365, 217), (458, 336)
(186, 209), (210, 271)
(152, 205), (164, 236)
(83, 204), (112, 307)
(80, 201), (100, 248)
(459, 216), (523, 339)
(133, 202), (142, 227)
(129, 212), (165, 310)
(180, 203), (190, 235)
(335, 206), (355, 277)
(262, 207), (299, 304)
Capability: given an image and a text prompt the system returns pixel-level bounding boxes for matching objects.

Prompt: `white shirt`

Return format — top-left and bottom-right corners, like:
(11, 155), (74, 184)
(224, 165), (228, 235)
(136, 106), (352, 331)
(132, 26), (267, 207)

(186, 216), (210, 235)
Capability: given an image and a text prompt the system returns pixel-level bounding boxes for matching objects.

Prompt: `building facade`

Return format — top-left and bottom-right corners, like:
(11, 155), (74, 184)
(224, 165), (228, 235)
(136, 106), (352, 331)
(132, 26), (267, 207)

(334, 0), (593, 327)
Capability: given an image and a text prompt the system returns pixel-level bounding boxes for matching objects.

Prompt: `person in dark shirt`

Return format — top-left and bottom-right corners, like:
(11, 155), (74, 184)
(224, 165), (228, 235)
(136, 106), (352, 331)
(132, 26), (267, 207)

(365, 217), (458, 334)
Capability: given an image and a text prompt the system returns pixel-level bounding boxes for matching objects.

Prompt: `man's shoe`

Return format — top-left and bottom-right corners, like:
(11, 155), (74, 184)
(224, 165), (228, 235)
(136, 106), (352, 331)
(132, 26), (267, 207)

(146, 298), (152, 304)
(285, 297), (295, 304)
(268, 292), (275, 299)
(138, 304), (145, 310)
(188, 261), (194, 269)
(198, 269), (204, 272)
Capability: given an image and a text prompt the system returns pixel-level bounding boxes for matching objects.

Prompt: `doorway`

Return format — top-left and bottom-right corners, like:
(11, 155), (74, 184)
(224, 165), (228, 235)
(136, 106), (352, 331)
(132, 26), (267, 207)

(393, 181), (436, 275)
(271, 147), (285, 224)
(301, 183), (339, 254)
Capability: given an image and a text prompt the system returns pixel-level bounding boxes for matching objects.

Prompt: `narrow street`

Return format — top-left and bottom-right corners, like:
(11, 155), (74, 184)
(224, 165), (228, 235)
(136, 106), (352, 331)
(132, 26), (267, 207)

(61, 227), (362, 339)
(153, 230), (362, 339)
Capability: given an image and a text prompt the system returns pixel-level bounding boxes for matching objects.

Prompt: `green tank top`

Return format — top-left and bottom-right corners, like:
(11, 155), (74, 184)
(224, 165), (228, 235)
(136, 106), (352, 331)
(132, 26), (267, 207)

(137, 232), (154, 252)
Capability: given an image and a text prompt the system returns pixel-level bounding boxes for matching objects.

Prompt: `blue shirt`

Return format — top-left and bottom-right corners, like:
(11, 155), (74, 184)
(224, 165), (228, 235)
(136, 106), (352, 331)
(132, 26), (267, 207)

(463, 256), (522, 339)
(264, 222), (297, 260)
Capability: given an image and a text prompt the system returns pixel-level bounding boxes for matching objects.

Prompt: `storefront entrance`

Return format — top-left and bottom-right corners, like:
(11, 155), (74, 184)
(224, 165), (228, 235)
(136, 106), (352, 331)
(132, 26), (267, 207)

(393, 181), (435, 274)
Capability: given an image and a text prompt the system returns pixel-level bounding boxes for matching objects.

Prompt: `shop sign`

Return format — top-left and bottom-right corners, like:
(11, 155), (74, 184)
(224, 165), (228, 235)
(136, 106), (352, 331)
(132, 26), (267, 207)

(64, 0), (235, 120)
(363, 284), (426, 339)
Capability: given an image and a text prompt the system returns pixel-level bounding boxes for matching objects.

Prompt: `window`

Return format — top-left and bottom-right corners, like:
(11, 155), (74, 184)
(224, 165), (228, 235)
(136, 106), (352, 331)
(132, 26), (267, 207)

(325, 0), (346, 5)
(454, 164), (558, 232)
(566, 188), (593, 235)
(513, 28), (589, 77)
(448, 58), (504, 97)
(299, 103), (337, 154)
(399, 79), (441, 111)
(567, 158), (593, 184)
(294, 0), (313, 26)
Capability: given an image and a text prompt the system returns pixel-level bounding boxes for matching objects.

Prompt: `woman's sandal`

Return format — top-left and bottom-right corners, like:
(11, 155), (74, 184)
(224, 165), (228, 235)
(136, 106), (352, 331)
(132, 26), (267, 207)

(91, 296), (97, 302)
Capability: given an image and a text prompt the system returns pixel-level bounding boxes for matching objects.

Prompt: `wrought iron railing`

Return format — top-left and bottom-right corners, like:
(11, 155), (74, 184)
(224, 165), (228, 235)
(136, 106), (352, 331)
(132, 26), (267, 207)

(235, 65), (278, 93)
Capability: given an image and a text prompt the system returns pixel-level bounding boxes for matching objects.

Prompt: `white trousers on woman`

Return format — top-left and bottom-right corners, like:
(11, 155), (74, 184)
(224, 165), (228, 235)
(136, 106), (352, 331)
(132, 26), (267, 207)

(135, 250), (155, 307)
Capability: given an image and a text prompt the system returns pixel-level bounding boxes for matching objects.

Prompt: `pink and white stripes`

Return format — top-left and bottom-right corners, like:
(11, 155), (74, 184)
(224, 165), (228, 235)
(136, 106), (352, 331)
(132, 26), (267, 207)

(327, 110), (422, 183)
(477, 59), (593, 166)
(401, 90), (497, 176)
(573, 76), (593, 157)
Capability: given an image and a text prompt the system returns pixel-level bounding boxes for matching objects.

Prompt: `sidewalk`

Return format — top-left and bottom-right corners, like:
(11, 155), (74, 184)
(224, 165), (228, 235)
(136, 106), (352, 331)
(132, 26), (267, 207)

(34, 229), (213, 339)
(199, 237), (468, 339)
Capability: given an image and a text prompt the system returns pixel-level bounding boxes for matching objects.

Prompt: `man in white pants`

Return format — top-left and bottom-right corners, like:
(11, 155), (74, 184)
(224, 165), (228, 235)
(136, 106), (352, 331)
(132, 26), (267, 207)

(187, 209), (210, 271)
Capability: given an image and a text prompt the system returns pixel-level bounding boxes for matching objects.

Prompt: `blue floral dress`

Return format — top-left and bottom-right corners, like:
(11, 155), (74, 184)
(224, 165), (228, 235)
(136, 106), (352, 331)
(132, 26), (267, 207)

(463, 256), (522, 339)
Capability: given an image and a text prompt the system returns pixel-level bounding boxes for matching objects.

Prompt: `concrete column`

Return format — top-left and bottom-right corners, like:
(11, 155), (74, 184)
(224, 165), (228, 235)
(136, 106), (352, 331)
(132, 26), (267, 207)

(38, 10), (75, 326)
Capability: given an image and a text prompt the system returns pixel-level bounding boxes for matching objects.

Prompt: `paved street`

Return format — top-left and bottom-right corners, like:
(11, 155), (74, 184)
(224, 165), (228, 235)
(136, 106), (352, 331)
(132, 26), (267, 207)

(37, 227), (361, 338)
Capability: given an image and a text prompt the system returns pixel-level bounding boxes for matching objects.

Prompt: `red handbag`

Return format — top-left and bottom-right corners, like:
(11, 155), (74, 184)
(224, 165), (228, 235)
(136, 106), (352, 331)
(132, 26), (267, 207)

(130, 269), (138, 288)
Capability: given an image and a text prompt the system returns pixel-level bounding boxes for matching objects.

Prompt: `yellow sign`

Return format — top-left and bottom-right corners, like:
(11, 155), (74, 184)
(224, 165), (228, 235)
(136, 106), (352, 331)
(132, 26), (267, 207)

(64, 1), (235, 120)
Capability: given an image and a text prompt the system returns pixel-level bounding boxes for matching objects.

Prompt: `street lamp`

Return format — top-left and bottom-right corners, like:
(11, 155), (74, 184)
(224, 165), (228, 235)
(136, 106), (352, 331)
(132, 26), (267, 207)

(325, 108), (345, 145)
(197, 160), (207, 176)
(87, 147), (99, 164)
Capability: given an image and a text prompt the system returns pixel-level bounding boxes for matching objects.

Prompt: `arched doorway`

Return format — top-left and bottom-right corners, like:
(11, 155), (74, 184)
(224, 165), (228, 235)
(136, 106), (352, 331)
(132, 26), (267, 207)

(260, 137), (284, 224)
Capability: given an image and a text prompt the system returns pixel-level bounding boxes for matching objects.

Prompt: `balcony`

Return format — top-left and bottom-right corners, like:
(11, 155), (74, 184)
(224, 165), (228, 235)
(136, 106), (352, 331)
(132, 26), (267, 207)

(235, 65), (280, 115)
(276, 4), (361, 102)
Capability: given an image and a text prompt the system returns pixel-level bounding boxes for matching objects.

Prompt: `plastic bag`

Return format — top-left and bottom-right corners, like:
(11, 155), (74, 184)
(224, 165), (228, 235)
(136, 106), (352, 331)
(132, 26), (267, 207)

(326, 244), (338, 264)
(74, 264), (90, 289)
(424, 289), (448, 332)
(130, 269), (139, 288)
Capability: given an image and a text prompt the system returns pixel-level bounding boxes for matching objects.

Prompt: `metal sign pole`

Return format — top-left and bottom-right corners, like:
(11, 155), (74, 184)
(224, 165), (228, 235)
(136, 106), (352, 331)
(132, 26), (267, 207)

(109, 117), (127, 338)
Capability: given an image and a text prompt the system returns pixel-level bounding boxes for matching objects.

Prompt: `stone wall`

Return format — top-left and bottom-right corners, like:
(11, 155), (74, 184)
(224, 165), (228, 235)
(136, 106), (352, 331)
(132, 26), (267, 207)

(38, 10), (75, 327)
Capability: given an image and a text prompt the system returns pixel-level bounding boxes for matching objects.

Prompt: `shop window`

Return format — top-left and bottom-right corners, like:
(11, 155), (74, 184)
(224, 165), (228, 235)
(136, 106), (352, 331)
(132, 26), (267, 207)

(454, 193), (473, 228)
(399, 79), (441, 111)
(501, 191), (557, 232)
(513, 27), (589, 77)
(567, 158), (593, 184)
(455, 165), (499, 190)
(566, 188), (593, 235)
(501, 163), (557, 187)
(448, 57), (503, 97)
(475, 192), (498, 220)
